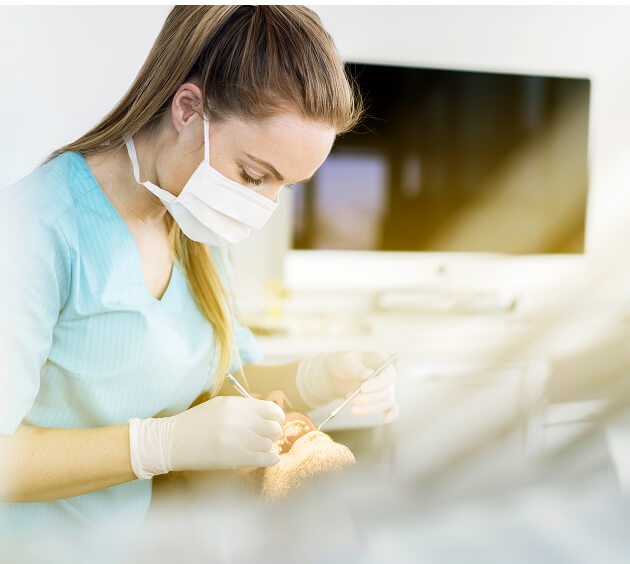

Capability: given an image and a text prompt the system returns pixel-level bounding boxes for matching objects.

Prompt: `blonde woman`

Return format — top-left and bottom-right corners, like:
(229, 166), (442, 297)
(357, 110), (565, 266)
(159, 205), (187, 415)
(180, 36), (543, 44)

(0, 6), (398, 536)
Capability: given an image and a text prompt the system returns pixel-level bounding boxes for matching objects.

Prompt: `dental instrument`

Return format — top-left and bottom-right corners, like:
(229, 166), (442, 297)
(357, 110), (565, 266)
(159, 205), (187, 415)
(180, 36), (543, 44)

(317, 353), (399, 431)
(226, 372), (253, 399)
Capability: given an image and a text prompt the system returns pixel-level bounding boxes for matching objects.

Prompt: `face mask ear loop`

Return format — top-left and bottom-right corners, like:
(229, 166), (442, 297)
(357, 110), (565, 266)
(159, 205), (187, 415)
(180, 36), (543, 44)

(125, 137), (177, 203)
(125, 138), (143, 184)
(203, 117), (210, 165)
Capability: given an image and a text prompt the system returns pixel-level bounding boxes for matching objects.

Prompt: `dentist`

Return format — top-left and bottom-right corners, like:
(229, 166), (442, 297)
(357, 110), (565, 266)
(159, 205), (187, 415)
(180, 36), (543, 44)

(0, 5), (398, 535)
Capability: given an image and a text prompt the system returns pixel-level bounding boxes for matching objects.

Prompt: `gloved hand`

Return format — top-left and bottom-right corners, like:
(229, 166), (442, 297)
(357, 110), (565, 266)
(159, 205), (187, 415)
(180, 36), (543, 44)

(296, 351), (399, 423)
(128, 396), (286, 480)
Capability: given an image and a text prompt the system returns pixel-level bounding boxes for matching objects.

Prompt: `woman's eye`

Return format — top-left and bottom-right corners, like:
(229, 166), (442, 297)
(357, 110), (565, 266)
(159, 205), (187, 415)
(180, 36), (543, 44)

(239, 169), (264, 186)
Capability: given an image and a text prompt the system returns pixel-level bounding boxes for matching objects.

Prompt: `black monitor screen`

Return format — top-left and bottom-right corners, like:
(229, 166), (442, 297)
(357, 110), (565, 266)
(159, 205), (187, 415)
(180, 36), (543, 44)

(292, 63), (590, 254)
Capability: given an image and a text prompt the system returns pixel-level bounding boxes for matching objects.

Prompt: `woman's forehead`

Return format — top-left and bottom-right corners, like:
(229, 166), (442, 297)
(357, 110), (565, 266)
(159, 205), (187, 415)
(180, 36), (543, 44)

(221, 113), (336, 182)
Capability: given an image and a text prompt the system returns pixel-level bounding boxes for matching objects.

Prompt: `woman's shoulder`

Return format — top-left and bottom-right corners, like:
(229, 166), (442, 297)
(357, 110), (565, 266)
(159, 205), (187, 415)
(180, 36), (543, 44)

(2, 152), (94, 233)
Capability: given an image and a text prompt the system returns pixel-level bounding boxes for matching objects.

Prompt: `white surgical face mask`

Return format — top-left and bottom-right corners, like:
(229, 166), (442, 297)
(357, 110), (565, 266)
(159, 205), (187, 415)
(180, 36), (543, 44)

(125, 117), (278, 246)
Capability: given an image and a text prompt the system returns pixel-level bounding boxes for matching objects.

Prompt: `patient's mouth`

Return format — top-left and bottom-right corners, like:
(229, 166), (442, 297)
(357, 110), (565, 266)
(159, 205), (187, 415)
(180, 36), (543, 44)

(276, 412), (317, 454)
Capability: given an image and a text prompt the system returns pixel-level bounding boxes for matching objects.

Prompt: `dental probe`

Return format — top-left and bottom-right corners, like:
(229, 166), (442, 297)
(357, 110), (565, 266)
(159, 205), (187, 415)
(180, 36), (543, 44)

(226, 372), (253, 399)
(317, 353), (399, 432)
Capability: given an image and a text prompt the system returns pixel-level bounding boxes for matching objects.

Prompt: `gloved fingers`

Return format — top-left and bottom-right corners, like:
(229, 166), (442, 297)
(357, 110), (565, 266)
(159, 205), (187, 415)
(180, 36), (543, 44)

(242, 431), (274, 453)
(249, 451), (281, 468)
(362, 350), (392, 370)
(343, 366), (375, 387)
(384, 403), (400, 424)
(338, 351), (369, 374)
(249, 418), (284, 441)
(229, 444), (280, 469)
(250, 399), (286, 424)
(350, 396), (397, 415)
(358, 365), (396, 393)
(351, 384), (395, 407)
(339, 358), (396, 386)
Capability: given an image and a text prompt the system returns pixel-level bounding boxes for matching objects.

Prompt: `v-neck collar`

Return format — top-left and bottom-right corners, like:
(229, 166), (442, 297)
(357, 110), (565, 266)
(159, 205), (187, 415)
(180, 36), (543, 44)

(72, 151), (179, 305)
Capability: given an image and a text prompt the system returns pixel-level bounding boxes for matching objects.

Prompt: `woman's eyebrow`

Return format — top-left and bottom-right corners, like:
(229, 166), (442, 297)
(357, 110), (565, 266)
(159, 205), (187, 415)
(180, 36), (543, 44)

(244, 153), (284, 182)
(244, 153), (312, 184)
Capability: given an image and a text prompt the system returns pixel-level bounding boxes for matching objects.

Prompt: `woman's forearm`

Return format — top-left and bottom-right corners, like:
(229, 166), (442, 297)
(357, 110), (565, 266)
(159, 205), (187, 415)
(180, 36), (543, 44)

(236, 361), (311, 412)
(0, 424), (136, 502)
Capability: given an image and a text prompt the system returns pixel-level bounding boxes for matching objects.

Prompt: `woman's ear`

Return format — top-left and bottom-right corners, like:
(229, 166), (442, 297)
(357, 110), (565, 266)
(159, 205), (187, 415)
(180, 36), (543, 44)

(170, 82), (204, 134)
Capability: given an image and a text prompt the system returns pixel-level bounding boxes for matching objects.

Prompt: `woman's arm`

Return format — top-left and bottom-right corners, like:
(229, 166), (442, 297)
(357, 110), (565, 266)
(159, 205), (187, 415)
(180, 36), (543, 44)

(220, 361), (311, 412)
(0, 424), (136, 503)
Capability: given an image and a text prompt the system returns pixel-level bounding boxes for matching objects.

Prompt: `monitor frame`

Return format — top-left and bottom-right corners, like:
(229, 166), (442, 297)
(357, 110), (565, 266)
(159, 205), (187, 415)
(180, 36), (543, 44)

(285, 61), (592, 296)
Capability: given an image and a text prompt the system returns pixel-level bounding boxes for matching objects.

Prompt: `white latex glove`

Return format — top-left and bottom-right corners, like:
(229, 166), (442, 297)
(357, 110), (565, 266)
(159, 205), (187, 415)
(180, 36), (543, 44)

(128, 396), (285, 479)
(296, 351), (399, 424)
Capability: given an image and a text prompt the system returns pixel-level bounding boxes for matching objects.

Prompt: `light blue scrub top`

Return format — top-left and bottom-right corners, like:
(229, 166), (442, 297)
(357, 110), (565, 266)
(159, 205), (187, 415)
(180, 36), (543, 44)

(0, 151), (262, 537)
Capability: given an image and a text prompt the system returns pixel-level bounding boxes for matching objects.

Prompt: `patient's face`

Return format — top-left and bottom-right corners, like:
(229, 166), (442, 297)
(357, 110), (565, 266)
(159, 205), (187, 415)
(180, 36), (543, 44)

(261, 414), (356, 500)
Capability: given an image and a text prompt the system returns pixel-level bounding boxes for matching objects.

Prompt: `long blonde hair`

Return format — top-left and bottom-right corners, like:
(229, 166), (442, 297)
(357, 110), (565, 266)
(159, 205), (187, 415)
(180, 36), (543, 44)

(44, 6), (362, 394)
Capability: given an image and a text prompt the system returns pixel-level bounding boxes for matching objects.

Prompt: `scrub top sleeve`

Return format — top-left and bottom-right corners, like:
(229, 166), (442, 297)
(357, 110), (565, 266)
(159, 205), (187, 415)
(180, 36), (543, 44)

(208, 247), (263, 372)
(0, 214), (71, 435)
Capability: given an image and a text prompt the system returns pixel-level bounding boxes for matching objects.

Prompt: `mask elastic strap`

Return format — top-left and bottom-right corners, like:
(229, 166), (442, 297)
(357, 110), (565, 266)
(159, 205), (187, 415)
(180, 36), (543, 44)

(124, 137), (177, 203)
(125, 137), (143, 184)
(203, 117), (210, 165)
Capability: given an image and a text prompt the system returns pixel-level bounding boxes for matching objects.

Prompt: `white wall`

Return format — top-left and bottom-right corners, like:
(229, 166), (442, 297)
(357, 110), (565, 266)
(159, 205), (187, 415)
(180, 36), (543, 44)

(0, 5), (171, 186)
